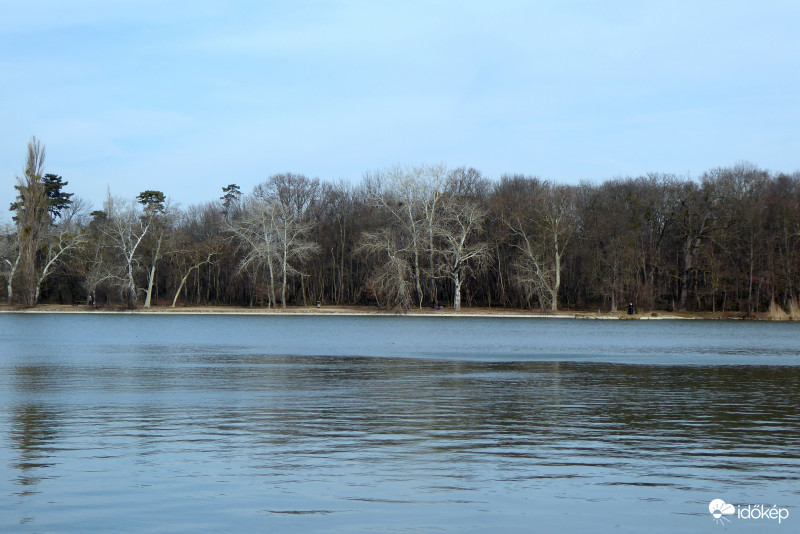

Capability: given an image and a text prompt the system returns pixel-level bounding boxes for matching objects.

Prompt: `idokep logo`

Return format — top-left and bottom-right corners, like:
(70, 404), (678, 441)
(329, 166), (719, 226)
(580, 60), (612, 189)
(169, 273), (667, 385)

(709, 499), (735, 525)
(708, 498), (790, 525)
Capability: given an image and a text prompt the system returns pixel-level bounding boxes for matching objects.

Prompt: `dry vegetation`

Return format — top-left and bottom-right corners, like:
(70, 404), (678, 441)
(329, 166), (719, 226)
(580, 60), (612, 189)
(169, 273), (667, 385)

(4, 138), (800, 317)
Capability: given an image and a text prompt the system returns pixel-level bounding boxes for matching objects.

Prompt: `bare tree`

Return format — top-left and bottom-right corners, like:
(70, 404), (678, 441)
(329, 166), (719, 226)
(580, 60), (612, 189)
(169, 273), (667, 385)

(356, 228), (414, 310)
(576, 180), (641, 312)
(365, 166), (426, 307)
(708, 163), (770, 312)
(34, 221), (88, 303)
(272, 202), (318, 307)
(419, 164), (449, 304)
(1, 225), (21, 305)
(231, 176), (320, 308)
(231, 198), (281, 307)
(171, 251), (215, 308)
(499, 177), (577, 311)
(94, 195), (157, 308)
(433, 197), (489, 311)
(766, 173), (800, 310)
(168, 203), (223, 307)
(11, 137), (50, 306)
(257, 174), (322, 307)
(364, 164), (453, 308)
(669, 179), (721, 311)
(134, 191), (173, 308)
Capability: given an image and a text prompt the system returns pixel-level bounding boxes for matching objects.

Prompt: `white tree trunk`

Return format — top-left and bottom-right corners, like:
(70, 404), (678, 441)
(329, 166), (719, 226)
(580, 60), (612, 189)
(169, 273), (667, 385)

(453, 272), (462, 312)
(551, 230), (561, 311)
(281, 244), (288, 309)
(267, 259), (276, 308)
(35, 254), (58, 304)
(172, 270), (192, 308)
(6, 249), (21, 304)
(143, 262), (157, 308)
(143, 237), (163, 308)
(126, 265), (137, 308)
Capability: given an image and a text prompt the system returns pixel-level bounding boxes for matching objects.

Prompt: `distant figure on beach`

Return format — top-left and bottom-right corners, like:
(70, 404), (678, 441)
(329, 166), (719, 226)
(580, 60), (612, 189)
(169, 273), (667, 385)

(627, 302), (634, 315)
(434, 300), (443, 310)
(88, 295), (94, 307)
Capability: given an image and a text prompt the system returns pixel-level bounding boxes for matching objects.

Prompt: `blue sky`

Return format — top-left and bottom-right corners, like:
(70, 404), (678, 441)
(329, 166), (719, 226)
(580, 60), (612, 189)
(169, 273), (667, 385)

(2, 1), (799, 220)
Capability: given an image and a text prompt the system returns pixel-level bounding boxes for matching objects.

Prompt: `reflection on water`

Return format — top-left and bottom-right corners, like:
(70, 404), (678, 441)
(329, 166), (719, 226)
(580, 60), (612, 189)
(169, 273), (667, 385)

(9, 403), (59, 495)
(1, 314), (799, 533)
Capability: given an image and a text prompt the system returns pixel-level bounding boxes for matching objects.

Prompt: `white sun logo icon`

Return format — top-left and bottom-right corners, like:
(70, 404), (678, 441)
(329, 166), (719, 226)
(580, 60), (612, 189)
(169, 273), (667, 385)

(709, 499), (736, 525)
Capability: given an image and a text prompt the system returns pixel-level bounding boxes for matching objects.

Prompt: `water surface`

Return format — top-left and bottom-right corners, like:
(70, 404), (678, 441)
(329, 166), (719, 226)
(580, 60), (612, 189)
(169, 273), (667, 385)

(1, 314), (799, 532)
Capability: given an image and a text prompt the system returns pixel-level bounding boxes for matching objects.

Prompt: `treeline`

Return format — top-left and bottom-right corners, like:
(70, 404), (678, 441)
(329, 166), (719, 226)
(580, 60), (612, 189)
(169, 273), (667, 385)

(3, 138), (800, 314)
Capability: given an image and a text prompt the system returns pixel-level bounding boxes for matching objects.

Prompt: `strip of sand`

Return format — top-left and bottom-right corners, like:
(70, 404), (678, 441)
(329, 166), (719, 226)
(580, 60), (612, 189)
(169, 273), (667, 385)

(0, 303), (756, 320)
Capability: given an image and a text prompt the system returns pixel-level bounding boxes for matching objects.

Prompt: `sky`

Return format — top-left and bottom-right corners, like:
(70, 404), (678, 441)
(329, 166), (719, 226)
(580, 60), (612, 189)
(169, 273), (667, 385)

(1, 0), (799, 221)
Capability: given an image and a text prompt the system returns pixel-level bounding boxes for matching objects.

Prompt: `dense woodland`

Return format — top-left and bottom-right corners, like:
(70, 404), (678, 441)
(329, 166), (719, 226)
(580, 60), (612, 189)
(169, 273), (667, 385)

(3, 138), (800, 314)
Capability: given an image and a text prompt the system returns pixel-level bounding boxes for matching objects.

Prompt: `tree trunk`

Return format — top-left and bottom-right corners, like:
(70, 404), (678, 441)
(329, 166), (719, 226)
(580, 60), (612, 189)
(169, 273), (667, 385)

(127, 268), (137, 309)
(172, 260), (208, 307)
(339, 224), (346, 304)
(549, 286), (558, 311)
(143, 238), (163, 308)
(551, 238), (561, 312)
(679, 235), (693, 311)
(34, 254), (58, 305)
(412, 244), (423, 309)
(172, 271), (190, 308)
(428, 229), (437, 305)
(496, 245), (506, 307)
(453, 272), (462, 312)
(7, 249), (20, 304)
(143, 262), (157, 308)
(267, 260), (276, 308)
(281, 251), (288, 309)
(747, 235), (755, 312)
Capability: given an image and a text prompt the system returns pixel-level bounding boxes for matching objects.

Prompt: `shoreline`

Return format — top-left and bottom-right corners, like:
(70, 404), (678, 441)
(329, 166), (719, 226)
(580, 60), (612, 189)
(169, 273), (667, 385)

(0, 303), (782, 321)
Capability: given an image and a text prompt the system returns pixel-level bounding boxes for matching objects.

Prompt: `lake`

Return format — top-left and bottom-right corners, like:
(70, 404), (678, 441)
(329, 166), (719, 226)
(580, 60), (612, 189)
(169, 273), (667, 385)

(1, 314), (799, 532)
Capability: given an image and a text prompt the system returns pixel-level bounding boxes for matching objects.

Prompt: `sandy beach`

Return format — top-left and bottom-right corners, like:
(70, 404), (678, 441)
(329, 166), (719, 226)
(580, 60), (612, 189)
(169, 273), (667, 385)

(0, 303), (768, 320)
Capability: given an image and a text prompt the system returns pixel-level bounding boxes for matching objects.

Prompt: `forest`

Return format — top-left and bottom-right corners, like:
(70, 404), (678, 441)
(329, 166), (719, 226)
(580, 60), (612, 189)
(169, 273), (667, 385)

(3, 138), (800, 315)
